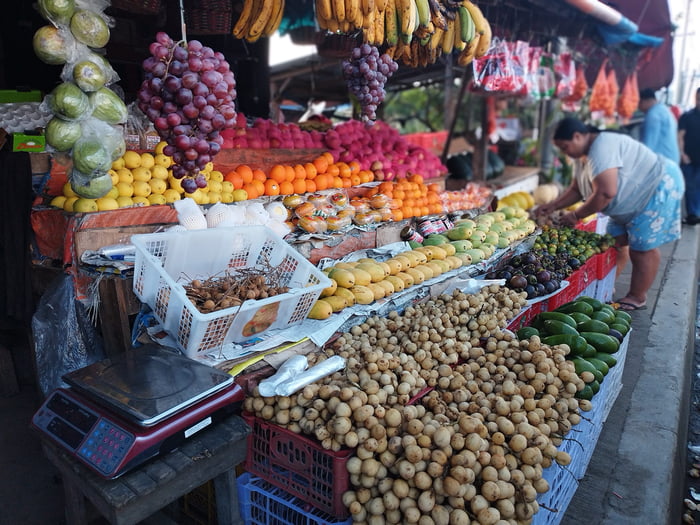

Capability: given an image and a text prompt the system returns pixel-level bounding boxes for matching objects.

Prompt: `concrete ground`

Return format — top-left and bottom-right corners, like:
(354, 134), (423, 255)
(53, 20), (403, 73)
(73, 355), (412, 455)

(2, 226), (698, 525)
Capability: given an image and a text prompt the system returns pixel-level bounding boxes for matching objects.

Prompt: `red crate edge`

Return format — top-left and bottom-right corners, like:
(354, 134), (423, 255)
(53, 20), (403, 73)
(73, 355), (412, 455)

(597, 247), (617, 280)
(242, 413), (352, 519)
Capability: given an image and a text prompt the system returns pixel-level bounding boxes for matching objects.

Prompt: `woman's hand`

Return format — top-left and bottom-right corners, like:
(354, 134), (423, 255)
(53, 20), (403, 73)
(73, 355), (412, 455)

(534, 203), (558, 217)
(560, 210), (579, 227)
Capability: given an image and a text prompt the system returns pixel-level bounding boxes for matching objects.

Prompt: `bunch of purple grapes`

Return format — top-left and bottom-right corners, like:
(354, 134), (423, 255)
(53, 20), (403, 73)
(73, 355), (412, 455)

(137, 32), (237, 192)
(342, 44), (398, 124)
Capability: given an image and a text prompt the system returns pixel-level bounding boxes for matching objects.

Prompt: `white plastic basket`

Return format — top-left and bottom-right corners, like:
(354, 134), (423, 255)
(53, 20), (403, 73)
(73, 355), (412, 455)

(132, 226), (330, 357)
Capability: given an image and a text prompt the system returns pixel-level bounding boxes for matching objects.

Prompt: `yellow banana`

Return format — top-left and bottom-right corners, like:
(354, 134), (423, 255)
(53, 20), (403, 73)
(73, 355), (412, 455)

(361, 0), (375, 16)
(263, 0), (285, 37)
(363, 10), (376, 43)
(396, 0), (413, 39)
(428, 25), (444, 50)
(373, 8), (384, 45)
(332, 0), (346, 22)
(458, 32), (480, 66)
(315, 0), (333, 21)
(384, 0), (399, 46)
(345, 0), (360, 25)
(375, 0), (388, 11)
(246, 0), (274, 41)
(326, 16), (340, 31)
(232, 0), (255, 39)
(463, 0), (491, 57)
(453, 9), (466, 51)
(441, 17), (454, 54)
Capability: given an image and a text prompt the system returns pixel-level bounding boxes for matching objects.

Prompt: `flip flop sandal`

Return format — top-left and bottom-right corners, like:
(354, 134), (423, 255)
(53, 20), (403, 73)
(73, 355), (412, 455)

(615, 301), (647, 311)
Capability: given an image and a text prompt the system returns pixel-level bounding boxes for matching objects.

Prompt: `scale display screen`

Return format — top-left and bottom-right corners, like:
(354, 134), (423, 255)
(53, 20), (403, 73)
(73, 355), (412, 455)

(47, 393), (97, 434)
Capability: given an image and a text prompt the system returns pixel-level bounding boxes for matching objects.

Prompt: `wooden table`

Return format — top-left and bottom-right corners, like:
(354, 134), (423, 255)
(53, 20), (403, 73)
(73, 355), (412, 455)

(42, 412), (250, 525)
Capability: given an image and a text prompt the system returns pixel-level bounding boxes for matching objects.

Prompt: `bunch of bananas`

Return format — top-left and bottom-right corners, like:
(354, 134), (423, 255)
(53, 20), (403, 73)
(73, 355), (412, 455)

(232, 0), (285, 42)
(314, 0), (491, 67)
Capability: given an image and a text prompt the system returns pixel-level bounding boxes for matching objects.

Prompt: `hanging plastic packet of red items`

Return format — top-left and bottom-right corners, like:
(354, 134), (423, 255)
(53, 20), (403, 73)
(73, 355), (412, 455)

(554, 52), (576, 99)
(471, 39), (528, 95)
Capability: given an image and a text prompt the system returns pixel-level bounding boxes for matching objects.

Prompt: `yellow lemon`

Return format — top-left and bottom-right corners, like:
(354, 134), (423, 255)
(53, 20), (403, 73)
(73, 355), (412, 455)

(105, 186), (120, 199)
(116, 181), (134, 197)
(73, 198), (98, 213)
(147, 194), (167, 205)
(116, 196), (134, 208)
(122, 150), (142, 169)
(202, 161), (214, 173)
(63, 196), (78, 212)
(151, 165), (169, 180)
(132, 196), (150, 206)
(50, 195), (67, 209)
(208, 180), (223, 194)
(221, 181), (233, 193)
(221, 192), (233, 203)
(148, 178), (167, 195)
(163, 189), (181, 203)
(199, 184), (209, 193)
(133, 180), (152, 197)
(132, 166), (152, 182)
(209, 170), (224, 182)
(232, 189), (248, 202)
(63, 182), (77, 198)
(96, 197), (119, 211)
(154, 141), (168, 155)
(207, 191), (222, 203)
(117, 168), (133, 184)
(111, 157), (125, 170)
(168, 175), (184, 193)
(154, 154), (171, 168)
(140, 152), (155, 169)
(185, 189), (205, 204)
(108, 169), (119, 185)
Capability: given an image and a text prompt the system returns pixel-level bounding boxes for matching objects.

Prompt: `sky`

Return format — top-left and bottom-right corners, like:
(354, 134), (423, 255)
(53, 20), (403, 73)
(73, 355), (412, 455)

(269, 0), (700, 107)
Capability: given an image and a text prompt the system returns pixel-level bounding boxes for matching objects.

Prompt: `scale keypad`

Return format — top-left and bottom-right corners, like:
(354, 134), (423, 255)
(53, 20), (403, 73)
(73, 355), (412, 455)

(77, 420), (134, 475)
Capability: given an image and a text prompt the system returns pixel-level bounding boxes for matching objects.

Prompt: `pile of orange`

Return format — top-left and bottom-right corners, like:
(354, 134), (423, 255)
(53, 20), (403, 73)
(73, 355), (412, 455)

(361, 174), (444, 222)
(222, 153), (375, 200)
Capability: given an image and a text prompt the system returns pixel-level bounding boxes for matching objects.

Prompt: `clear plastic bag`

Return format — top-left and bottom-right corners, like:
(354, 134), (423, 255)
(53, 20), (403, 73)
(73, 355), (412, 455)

(472, 38), (527, 95)
(32, 273), (105, 398)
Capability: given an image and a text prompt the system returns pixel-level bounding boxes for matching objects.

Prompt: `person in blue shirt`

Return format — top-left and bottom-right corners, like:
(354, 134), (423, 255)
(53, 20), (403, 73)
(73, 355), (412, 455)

(638, 88), (680, 163)
(679, 87), (700, 225)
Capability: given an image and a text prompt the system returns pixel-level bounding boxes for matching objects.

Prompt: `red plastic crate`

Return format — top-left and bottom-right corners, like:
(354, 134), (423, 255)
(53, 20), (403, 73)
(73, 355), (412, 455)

(507, 304), (533, 331)
(597, 247), (617, 280)
(547, 282), (579, 310)
(575, 217), (597, 232)
(242, 413), (352, 518)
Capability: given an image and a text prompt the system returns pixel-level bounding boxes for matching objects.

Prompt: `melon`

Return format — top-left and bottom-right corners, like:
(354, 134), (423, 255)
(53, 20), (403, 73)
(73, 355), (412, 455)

(49, 82), (91, 120)
(33, 26), (72, 65)
(45, 117), (82, 152)
(38, 0), (75, 25)
(70, 9), (110, 49)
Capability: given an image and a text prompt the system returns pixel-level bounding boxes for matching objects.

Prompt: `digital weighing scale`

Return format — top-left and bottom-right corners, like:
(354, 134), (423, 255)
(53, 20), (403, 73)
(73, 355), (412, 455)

(32, 345), (244, 479)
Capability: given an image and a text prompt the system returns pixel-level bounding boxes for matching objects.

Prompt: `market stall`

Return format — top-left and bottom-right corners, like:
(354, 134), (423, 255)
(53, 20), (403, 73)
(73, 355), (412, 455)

(0, 0), (674, 523)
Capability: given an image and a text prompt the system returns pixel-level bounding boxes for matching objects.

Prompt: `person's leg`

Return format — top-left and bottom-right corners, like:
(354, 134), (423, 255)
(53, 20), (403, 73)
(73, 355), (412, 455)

(682, 164), (700, 220)
(617, 247), (660, 307)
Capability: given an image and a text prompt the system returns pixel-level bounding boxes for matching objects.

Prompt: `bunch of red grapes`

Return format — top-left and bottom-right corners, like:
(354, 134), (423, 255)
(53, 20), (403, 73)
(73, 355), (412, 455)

(138, 32), (237, 192)
(342, 44), (398, 125)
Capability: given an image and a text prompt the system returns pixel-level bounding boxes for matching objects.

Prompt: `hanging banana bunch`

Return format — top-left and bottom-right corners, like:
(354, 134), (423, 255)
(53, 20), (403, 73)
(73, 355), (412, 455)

(232, 0), (286, 42)
(315, 0), (491, 67)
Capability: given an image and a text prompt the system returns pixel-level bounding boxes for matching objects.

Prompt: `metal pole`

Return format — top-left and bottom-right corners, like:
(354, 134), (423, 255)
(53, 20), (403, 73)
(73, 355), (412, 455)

(676, 0), (692, 105)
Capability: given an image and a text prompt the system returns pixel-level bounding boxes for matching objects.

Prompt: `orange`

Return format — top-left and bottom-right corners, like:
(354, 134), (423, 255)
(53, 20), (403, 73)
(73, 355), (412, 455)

(359, 170), (372, 184)
(392, 209), (404, 221)
(251, 179), (265, 196)
(293, 164), (306, 180)
(279, 181), (294, 195)
(409, 173), (424, 185)
(305, 179), (316, 193)
(292, 179), (307, 194)
(393, 189), (405, 200)
(264, 179), (280, 196)
(326, 164), (340, 177)
(350, 174), (361, 186)
(313, 156), (328, 174)
(419, 205), (430, 217)
(348, 160), (360, 173)
(321, 152), (334, 165)
(283, 165), (295, 182)
(225, 171), (244, 190)
(365, 186), (379, 197)
(269, 164), (287, 183)
(332, 176), (343, 188)
(304, 162), (317, 179)
(314, 174), (329, 191)
(342, 178), (352, 188)
(235, 165), (254, 184)
(243, 182), (259, 199)
(253, 169), (267, 182)
(337, 162), (351, 178)
(428, 183), (441, 193)
(402, 206), (413, 218)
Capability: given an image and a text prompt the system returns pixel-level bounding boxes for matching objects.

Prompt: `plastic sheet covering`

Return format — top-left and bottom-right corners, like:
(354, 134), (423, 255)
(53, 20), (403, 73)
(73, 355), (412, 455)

(32, 273), (105, 397)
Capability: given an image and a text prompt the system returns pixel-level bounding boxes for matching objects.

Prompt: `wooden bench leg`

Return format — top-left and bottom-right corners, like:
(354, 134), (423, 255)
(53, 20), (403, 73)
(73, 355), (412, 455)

(213, 469), (243, 525)
(62, 478), (89, 525)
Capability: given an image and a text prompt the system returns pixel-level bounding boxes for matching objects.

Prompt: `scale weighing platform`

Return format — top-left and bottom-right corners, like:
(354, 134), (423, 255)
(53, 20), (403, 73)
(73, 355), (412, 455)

(32, 345), (243, 479)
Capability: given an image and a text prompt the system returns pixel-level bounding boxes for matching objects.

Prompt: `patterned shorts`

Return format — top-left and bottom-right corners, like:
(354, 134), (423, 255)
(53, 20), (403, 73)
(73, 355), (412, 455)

(608, 160), (684, 251)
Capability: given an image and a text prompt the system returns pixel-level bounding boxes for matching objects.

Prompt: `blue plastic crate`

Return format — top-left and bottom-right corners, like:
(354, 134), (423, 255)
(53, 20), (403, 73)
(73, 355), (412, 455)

(237, 473), (352, 525)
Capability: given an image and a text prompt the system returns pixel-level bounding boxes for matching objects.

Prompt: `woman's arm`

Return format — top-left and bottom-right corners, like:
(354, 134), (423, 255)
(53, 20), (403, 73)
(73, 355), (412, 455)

(568, 168), (617, 220)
